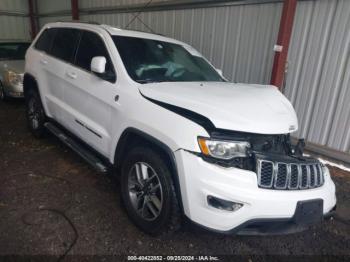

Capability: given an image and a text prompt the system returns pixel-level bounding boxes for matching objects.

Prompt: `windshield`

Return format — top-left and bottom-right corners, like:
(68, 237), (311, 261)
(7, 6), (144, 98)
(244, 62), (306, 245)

(0, 42), (30, 60)
(112, 35), (223, 83)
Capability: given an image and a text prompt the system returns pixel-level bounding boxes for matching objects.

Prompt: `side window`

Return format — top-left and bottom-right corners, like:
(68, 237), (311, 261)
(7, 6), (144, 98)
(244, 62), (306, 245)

(50, 28), (81, 63)
(34, 29), (56, 53)
(75, 31), (115, 81)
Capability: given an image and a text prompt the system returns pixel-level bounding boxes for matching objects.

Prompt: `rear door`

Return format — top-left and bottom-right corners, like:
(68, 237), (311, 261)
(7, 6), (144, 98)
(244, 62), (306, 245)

(34, 28), (81, 124)
(63, 30), (117, 156)
(32, 28), (57, 119)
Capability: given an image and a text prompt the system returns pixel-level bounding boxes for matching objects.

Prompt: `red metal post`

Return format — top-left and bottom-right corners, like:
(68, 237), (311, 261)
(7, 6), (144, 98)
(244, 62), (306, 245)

(71, 0), (79, 20)
(270, 0), (297, 89)
(28, 0), (37, 39)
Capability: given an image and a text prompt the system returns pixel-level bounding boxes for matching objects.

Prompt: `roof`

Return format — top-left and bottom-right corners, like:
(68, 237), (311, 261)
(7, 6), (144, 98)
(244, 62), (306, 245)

(45, 21), (185, 46)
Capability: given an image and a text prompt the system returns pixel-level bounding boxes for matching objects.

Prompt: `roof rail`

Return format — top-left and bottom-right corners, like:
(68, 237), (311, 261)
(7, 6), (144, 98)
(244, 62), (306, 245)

(122, 28), (164, 36)
(56, 20), (101, 25)
(53, 21), (164, 36)
(100, 24), (121, 30)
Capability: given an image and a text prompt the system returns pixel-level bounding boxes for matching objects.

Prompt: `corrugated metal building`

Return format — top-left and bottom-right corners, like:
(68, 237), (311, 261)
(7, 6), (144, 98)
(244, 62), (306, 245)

(36, 0), (282, 84)
(0, 0), (30, 40)
(0, 0), (349, 163)
(285, 0), (350, 161)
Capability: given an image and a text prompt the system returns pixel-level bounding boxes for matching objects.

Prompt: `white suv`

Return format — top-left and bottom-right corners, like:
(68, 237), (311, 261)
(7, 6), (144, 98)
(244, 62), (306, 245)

(24, 22), (336, 235)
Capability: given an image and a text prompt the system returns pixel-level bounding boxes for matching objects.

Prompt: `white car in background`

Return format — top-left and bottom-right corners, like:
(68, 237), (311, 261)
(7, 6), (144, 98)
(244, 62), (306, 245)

(0, 41), (30, 100)
(23, 22), (336, 235)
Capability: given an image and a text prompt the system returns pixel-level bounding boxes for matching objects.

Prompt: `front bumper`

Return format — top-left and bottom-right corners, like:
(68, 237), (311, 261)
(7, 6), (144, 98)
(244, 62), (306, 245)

(229, 205), (336, 235)
(175, 150), (337, 234)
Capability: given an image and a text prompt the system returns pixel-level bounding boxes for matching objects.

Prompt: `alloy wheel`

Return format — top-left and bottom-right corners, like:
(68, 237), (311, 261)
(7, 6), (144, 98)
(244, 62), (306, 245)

(128, 162), (163, 221)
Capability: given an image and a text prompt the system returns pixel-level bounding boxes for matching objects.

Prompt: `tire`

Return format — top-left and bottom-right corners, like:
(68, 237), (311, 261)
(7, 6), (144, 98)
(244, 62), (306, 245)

(0, 82), (7, 102)
(120, 146), (181, 235)
(25, 89), (46, 138)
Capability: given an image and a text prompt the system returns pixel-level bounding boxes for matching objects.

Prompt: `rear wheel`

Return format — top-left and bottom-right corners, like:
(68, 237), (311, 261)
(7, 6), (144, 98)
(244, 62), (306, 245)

(25, 89), (46, 138)
(120, 146), (181, 235)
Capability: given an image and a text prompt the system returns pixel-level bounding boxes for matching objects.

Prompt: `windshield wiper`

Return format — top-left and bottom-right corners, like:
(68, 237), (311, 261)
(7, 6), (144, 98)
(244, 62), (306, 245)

(136, 79), (165, 84)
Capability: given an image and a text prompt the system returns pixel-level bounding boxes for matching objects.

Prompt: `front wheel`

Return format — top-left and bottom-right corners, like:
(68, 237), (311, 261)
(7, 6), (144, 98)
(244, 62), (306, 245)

(25, 89), (46, 138)
(120, 146), (181, 235)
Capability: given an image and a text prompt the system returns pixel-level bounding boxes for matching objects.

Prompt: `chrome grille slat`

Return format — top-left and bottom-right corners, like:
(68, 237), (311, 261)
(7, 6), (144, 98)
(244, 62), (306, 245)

(307, 165), (311, 187)
(310, 165), (316, 188)
(287, 164), (291, 188)
(318, 165), (322, 185)
(297, 165), (302, 189)
(257, 159), (325, 190)
(312, 165), (319, 187)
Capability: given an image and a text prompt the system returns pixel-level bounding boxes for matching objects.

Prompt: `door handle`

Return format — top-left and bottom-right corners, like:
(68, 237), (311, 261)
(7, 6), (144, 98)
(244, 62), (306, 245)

(66, 72), (77, 79)
(40, 59), (48, 65)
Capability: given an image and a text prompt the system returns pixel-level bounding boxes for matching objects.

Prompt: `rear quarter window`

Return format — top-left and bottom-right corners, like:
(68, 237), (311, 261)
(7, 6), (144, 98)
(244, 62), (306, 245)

(34, 28), (56, 53)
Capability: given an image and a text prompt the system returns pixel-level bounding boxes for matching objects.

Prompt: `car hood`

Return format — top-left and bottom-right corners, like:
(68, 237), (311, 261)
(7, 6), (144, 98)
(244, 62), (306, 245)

(0, 60), (25, 73)
(139, 82), (298, 134)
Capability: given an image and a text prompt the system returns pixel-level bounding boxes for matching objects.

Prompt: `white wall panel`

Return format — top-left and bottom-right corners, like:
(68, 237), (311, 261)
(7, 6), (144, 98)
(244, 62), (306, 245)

(285, 0), (350, 154)
(0, 0), (30, 40)
(0, 16), (30, 41)
(36, 0), (70, 14)
(39, 16), (72, 27)
(0, 0), (28, 12)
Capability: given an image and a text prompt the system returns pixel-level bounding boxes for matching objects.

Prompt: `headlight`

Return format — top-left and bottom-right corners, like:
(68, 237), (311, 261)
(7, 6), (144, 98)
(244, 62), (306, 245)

(198, 137), (250, 160)
(5, 70), (23, 86)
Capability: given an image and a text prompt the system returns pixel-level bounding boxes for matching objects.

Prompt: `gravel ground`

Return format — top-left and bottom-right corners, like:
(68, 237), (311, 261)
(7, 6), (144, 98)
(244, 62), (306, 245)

(0, 100), (349, 261)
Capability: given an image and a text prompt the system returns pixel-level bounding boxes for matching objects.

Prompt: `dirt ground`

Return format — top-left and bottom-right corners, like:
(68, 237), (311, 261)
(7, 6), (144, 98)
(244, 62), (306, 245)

(0, 100), (349, 261)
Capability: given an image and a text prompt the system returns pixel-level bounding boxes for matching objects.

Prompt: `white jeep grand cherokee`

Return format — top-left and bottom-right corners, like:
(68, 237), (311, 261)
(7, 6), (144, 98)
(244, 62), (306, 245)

(24, 22), (336, 235)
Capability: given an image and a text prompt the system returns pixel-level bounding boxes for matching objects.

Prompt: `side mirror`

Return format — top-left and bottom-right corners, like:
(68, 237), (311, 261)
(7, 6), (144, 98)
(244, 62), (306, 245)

(91, 56), (106, 74)
(216, 68), (223, 76)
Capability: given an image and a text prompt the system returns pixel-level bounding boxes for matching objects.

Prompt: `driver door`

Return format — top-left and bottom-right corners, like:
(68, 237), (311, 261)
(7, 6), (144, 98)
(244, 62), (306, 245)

(62, 30), (117, 156)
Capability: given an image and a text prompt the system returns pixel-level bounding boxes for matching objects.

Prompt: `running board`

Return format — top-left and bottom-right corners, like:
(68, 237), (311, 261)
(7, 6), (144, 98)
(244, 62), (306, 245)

(44, 122), (108, 174)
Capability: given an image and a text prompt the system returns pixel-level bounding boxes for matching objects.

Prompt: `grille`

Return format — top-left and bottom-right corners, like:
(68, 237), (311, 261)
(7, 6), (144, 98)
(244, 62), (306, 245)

(257, 160), (324, 190)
